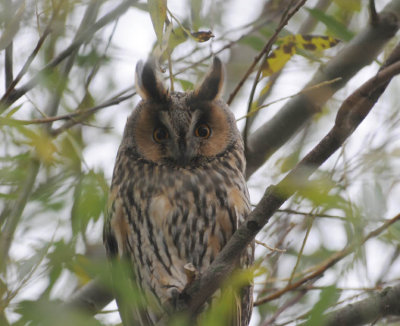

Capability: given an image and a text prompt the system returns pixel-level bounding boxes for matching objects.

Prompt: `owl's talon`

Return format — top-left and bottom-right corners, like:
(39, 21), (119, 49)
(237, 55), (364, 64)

(184, 263), (198, 285)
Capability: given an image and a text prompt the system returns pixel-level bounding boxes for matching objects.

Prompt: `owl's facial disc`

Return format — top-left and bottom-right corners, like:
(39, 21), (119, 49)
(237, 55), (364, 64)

(133, 99), (232, 167)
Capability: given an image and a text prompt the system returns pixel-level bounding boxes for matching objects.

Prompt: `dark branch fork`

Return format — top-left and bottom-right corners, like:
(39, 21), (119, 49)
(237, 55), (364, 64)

(179, 46), (400, 317)
(61, 2), (400, 322)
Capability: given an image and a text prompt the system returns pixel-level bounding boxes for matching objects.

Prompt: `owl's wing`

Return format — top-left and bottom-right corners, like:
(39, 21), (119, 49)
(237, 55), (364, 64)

(237, 196), (255, 326)
(238, 242), (255, 326)
(104, 191), (160, 326)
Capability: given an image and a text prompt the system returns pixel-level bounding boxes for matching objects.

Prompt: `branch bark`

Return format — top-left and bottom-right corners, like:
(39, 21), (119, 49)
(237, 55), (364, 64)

(64, 278), (114, 314)
(322, 283), (400, 326)
(180, 47), (400, 318)
(63, 3), (400, 322)
(245, 0), (400, 178)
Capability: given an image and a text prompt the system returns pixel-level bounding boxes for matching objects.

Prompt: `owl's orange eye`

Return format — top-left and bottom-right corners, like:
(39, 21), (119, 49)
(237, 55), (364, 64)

(195, 124), (211, 138)
(153, 127), (169, 143)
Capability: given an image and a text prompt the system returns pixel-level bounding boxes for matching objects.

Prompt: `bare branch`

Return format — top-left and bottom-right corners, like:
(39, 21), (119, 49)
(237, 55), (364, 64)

(64, 278), (114, 315)
(0, 0), (137, 109)
(227, 0), (307, 106)
(49, 91), (135, 137)
(0, 2), (59, 109)
(255, 213), (400, 306)
(0, 159), (40, 273)
(179, 47), (400, 317)
(323, 283), (400, 326)
(242, 0), (307, 150)
(44, 0), (101, 126)
(245, 0), (400, 178)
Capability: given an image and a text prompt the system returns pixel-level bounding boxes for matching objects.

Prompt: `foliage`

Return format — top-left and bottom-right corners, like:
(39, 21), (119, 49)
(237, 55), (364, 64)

(1, 0), (400, 325)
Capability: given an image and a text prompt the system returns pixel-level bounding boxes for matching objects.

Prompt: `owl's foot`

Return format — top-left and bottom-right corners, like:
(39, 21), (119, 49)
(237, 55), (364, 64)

(183, 263), (198, 285)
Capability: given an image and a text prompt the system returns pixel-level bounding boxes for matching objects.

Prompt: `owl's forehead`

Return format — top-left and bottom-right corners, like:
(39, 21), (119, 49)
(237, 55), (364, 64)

(161, 92), (204, 125)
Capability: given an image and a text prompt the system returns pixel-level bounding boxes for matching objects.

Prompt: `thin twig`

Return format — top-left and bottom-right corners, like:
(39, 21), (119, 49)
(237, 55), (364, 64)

(255, 213), (400, 306)
(5, 44), (13, 89)
(0, 4), (57, 109)
(45, 0), (101, 128)
(1, 0), (136, 108)
(236, 77), (342, 121)
(49, 91), (136, 136)
(245, 2), (400, 178)
(242, 0), (308, 152)
(180, 51), (400, 316)
(227, 0), (307, 106)
(0, 159), (40, 273)
(288, 215), (314, 285)
(0, 92), (135, 127)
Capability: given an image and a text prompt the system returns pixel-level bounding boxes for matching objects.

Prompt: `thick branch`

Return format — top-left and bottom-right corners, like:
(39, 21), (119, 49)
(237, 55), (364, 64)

(65, 43), (400, 320)
(181, 52), (400, 317)
(245, 0), (400, 178)
(323, 283), (400, 326)
(64, 278), (113, 314)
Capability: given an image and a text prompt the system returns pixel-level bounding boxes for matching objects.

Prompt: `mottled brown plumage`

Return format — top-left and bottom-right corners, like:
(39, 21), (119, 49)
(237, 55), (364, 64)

(104, 57), (253, 325)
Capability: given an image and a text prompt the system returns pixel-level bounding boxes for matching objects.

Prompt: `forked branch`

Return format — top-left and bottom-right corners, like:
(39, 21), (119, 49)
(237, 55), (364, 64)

(181, 44), (400, 318)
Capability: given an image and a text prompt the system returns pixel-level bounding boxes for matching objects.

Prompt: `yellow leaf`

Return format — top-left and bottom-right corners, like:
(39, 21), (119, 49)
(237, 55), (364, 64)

(261, 34), (339, 77)
(148, 0), (167, 44)
(261, 42), (295, 77)
(334, 0), (361, 11)
(22, 128), (57, 164)
(294, 34), (340, 51)
(72, 255), (92, 285)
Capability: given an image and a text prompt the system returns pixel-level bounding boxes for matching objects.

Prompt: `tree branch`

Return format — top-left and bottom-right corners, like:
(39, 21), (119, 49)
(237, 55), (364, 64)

(180, 46), (400, 317)
(0, 159), (40, 273)
(255, 213), (400, 306)
(323, 283), (400, 326)
(227, 0), (307, 106)
(64, 278), (114, 314)
(245, 0), (400, 178)
(64, 34), (400, 324)
(0, 0), (137, 109)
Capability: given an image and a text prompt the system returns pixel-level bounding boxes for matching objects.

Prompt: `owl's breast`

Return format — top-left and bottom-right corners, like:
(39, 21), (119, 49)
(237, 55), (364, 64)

(142, 162), (249, 270)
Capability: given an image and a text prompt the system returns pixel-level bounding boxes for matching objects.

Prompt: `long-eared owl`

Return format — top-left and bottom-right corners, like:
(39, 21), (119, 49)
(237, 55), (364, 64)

(103, 57), (254, 325)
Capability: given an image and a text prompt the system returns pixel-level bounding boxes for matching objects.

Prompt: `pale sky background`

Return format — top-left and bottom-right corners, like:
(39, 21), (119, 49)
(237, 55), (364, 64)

(5, 0), (400, 325)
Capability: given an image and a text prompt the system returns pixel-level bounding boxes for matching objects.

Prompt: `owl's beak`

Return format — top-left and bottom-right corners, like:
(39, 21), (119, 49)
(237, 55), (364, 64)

(175, 140), (194, 166)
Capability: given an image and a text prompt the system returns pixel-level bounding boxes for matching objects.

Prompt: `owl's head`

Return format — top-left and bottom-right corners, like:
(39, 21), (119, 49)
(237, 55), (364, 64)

(121, 57), (241, 167)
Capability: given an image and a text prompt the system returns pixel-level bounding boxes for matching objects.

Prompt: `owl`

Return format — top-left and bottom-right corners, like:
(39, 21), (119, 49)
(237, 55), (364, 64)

(103, 57), (254, 325)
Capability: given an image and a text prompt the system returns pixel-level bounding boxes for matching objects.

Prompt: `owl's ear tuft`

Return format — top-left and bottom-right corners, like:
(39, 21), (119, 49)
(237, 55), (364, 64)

(135, 58), (167, 101)
(194, 57), (224, 101)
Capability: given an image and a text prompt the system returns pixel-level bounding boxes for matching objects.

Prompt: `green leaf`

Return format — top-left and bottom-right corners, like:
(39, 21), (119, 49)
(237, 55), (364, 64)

(46, 240), (75, 294)
(177, 78), (194, 91)
(333, 0), (361, 12)
(70, 171), (107, 236)
(239, 35), (265, 51)
(190, 0), (203, 30)
(148, 0), (167, 44)
(306, 285), (339, 326)
(16, 299), (103, 326)
(17, 244), (50, 280)
(168, 26), (188, 53)
(306, 8), (354, 41)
